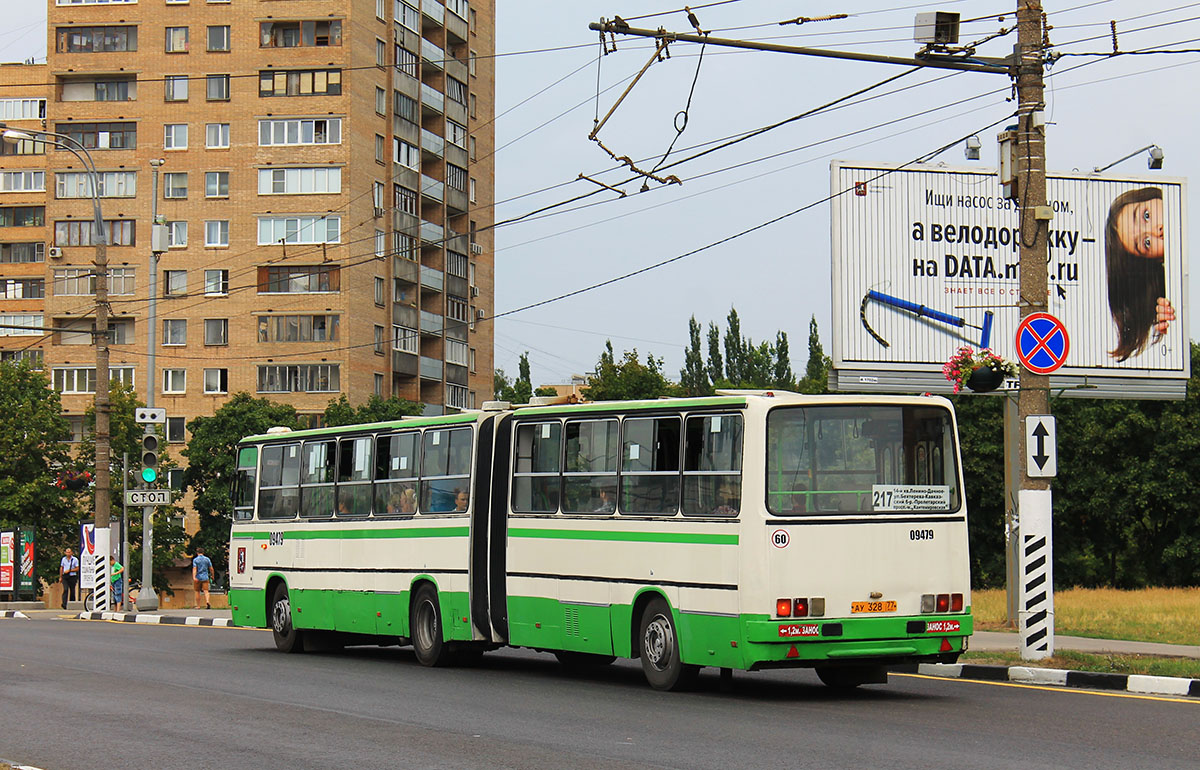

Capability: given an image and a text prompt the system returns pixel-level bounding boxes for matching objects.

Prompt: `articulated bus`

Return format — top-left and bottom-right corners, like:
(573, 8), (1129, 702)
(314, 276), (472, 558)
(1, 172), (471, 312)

(228, 391), (972, 690)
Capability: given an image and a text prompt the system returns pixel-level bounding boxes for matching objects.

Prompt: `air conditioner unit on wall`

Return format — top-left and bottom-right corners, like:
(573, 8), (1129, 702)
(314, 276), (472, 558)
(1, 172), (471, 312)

(373, 207), (384, 218)
(476, 309), (485, 319)
(48, 246), (63, 258)
(470, 243), (483, 255)
(470, 286), (479, 297)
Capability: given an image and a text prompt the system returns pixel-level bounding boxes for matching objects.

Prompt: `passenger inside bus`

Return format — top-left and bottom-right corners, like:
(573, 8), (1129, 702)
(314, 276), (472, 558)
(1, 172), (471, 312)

(453, 488), (469, 512)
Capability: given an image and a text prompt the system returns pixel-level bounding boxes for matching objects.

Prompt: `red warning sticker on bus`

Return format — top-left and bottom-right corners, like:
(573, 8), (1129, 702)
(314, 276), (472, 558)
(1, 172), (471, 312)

(778, 624), (819, 638)
(926, 620), (961, 633)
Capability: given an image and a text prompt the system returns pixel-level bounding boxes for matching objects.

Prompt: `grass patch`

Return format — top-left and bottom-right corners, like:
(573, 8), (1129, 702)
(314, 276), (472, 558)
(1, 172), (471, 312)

(972, 587), (1200, 646)
(961, 649), (1200, 679)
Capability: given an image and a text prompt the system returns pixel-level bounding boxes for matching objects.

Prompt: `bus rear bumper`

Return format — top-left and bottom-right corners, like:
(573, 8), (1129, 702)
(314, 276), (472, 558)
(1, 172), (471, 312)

(740, 613), (972, 670)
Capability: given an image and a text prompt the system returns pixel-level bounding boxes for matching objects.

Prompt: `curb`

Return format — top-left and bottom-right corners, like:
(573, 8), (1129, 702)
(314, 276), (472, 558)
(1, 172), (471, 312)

(0, 611), (30, 619)
(897, 662), (1200, 697)
(0, 759), (46, 770)
(76, 611), (232, 627)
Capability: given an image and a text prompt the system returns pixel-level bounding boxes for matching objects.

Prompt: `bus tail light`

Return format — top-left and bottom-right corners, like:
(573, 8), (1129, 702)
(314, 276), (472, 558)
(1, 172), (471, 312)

(776, 598), (792, 617)
(936, 594), (950, 612)
(951, 593), (964, 612)
(810, 597), (825, 617)
(921, 594), (934, 613)
(793, 598), (809, 617)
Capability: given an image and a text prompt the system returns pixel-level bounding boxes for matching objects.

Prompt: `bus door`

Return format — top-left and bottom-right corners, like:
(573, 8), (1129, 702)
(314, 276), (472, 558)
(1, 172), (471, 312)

(469, 414), (511, 643)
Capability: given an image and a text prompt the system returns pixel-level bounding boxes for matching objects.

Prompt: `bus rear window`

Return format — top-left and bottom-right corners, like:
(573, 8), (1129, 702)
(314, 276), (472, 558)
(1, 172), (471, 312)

(766, 406), (960, 515)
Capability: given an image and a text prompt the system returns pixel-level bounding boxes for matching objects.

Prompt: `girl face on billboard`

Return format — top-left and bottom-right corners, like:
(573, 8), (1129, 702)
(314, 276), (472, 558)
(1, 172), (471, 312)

(1115, 195), (1165, 259)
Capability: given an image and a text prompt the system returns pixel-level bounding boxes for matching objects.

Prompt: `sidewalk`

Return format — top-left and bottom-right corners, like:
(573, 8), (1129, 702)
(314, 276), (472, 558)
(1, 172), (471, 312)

(970, 630), (1200, 659)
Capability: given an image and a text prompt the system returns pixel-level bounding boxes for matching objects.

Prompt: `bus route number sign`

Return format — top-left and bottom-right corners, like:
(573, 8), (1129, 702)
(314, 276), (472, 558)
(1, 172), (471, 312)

(771, 529), (790, 549)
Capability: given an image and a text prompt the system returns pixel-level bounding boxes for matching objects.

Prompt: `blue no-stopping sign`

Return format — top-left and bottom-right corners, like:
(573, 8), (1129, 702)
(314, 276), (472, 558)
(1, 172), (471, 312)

(1016, 313), (1070, 374)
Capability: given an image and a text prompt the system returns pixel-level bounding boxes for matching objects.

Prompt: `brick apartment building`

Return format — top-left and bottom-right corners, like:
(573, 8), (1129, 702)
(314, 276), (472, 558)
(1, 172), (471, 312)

(0, 0), (497, 468)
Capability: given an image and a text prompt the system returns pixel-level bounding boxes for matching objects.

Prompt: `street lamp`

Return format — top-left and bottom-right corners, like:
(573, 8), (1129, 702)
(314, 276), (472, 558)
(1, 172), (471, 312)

(0, 122), (113, 611)
(1093, 144), (1164, 173)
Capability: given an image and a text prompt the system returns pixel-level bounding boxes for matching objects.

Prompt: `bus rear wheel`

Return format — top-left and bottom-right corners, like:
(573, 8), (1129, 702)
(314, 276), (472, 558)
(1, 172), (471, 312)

(410, 584), (451, 667)
(638, 598), (698, 691)
(271, 583), (305, 654)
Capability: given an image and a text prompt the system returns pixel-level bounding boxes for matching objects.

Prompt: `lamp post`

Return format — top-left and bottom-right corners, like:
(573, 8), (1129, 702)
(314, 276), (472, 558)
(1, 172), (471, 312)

(1, 123), (112, 611)
(1093, 144), (1164, 173)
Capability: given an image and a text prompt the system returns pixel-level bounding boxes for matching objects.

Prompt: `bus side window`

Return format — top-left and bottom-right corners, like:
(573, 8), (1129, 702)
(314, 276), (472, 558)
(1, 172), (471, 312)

(336, 436), (373, 517)
(620, 416), (681, 516)
(420, 427), (473, 513)
(562, 418), (618, 514)
(375, 431), (418, 515)
(258, 443), (300, 520)
(511, 422), (561, 513)
(683, 414), (742, 516)
(300, 440), (336, 518)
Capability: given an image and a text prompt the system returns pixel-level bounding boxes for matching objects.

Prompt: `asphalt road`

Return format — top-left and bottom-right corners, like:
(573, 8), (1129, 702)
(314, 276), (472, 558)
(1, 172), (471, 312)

(0, 615), (1196, 770)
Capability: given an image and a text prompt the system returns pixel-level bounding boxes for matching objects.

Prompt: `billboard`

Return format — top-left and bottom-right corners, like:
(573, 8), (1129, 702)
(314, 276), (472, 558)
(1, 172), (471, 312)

(830, 161), (1189, 399)
(0, 531), (13, 592)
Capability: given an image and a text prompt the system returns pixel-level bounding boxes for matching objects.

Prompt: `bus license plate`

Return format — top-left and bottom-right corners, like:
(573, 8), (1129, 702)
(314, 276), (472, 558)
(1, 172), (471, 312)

(851, 601), (897, 614)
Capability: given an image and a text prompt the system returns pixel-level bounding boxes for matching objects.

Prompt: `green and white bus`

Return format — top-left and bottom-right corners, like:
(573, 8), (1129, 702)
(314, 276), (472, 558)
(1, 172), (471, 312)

(229, 391), (972, 690)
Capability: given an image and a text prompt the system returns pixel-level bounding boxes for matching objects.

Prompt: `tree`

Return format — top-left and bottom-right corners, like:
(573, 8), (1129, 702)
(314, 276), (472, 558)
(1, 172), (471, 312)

(0, 361), (75, 583)
(797, 315), (830, 394)
(706, 322), (723, 385)
(323, 394), (423, 426)
(494, 353), (534, 404)
(679, 316), (711, 396)
(773, 331), (795, 390)
(535, 386), (559, 398)
(183, 394), (299, 573)
(584, 341), (674, 401)
(723, 308), (744, 385)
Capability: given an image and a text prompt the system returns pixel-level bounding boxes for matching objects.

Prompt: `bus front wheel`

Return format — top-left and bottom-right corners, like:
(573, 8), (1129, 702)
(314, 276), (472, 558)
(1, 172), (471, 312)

(410, 584), (451, 667)
(271, 583), (305, 654)
(638, 598), (699, 691)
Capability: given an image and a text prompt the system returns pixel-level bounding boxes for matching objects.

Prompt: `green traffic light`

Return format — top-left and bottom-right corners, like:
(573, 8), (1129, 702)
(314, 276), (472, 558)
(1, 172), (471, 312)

(141, 467), (158, 484)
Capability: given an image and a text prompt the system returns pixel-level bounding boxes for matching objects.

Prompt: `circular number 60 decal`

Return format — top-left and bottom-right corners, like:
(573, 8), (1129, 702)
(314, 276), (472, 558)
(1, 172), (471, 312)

(771, 529), (790, 549)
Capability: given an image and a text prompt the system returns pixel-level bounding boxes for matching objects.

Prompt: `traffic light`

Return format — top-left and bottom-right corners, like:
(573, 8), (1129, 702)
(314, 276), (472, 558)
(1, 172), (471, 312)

(141, 430), (159, 484)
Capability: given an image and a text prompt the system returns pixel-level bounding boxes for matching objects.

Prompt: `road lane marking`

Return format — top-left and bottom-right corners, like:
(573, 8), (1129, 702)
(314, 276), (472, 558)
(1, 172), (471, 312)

(894, 672), (1199, 705)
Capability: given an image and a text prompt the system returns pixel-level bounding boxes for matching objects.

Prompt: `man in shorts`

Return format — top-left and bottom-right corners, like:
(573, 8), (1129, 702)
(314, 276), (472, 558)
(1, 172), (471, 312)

(191, 547), (213, 609)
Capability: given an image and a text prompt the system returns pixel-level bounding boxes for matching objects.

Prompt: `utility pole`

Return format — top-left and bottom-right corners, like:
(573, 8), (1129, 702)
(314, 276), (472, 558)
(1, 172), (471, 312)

(1012, 0), (1054, 660)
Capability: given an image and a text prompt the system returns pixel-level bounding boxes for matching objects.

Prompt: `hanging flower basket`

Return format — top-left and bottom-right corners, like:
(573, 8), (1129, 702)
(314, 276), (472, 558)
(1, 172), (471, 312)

(942, 347), (1018, 394)
(55, 469), (93, 491)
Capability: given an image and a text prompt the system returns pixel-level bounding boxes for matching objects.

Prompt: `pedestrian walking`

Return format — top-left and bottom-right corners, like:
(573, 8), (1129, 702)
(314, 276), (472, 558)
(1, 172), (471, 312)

(192, 547), (213, 609)
(110, 556), (124, 610)
(59, 547), (80, 609)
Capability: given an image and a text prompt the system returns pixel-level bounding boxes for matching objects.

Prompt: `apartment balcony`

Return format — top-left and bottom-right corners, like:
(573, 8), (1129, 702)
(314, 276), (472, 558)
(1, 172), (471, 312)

(445, 9), (468, 47)
(421, 0), (445, 27)
(421, 38), (445, 74)
(446, 185), (468, 216)
(419, 310), (443, 335)
(393, 209), (420, 235)
(420, 128), (444, 160)
(420, 82), (444, 117)
(393, 257), (419, 285)
(393, 350), (418, 377)
(419, 220), (443, 245)
(446, 362), (468, 386)
(394, 116), (420, 146)
(445, 56), (468, 85)
(420, 174), (444, 203)
(444, 229), (468, 253)
(419, 264), (443, 294)
(394, 304), (419, 329)
(419, 355), (444, 381)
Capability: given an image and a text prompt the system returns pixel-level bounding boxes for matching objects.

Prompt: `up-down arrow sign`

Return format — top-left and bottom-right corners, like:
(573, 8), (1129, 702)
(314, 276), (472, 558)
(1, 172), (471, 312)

(1025, 415), (1057, 478)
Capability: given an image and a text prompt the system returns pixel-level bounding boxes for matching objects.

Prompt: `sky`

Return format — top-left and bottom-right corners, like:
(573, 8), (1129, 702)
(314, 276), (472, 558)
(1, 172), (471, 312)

(4, 1), (1198, 390)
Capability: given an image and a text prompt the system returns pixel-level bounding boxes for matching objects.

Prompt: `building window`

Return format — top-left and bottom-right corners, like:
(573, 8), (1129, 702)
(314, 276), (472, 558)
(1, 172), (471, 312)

(164, 75), (189, 102)
(374, 325), (385, 354)
(55, 122), (136, 150)
(0, 314), (42, 336)
(257, 167), (342, 195)
(165, 27), (189, 53)
(374, 373), (384, 396)
(469, 347), (476, 373)
(0, 349), (43, 366)
(469, 177), (476, 203)
(53, 366), (135, 393)
(374, 276), (385, 306)
(207, 74), (230, 101)
(203, 368), (228, 394)
(162, 319), (187, 346)
(54, 221), (135, 247)
(376, 38), (386, 66)
(0, 242), (45, 263)
(446, 119), (467, 148)
(163, 270), (187, 296)
(394, 139), (419, 170)
(446, 76), (467, 105)
(163, 368), (187, 394)
(393, 325), (418, 354)
(56, 26), (138, 53)
(394, 91), (417, 123)
(258, 69), (342, 97)
(377, 0), (386, 20)
(258, 118), (341, 146)
(395, 46), (417, 78)
(259, 21), (342, 48)
(375, 134), (384, 162)
(375, 86), (386, 115)
(205, 123), (230, 149)
(205, 220), (229, 247)
(469, 135), (476, 160)
(394, 232), (416, 261)
(257, 216), (340, 245)
(207, 25), (230, 52)
(0, 208), (45, 228)
(446, 0), (468, 21)
(164, 124), (188, 150)
(256, 314), (339, 342)
(163, 172), (188, 199)
(446, 384), (469, 410)
(204, 269), (229, 295)
(0, 135), (46, 155)
(446, 251), (468, 279)
(55, 171), (136, 199)
(446, 339), (469, 367)
(447, 295), (469, 322)
(469, 93), (476, 118)
(0, 98), (46, 120)
(256, 364), (340, 393)
(257, 266), (339, 293)
(205, 171), (229, 198)
(446, 164), (467, 192)
(166, 416), (186, 443)
(0, 171), (45, 192)
(375, 230), (386, 257)
(394, 184), (418, 215)
(204, 318), (228, 345)
(167, 221), (187, 248)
